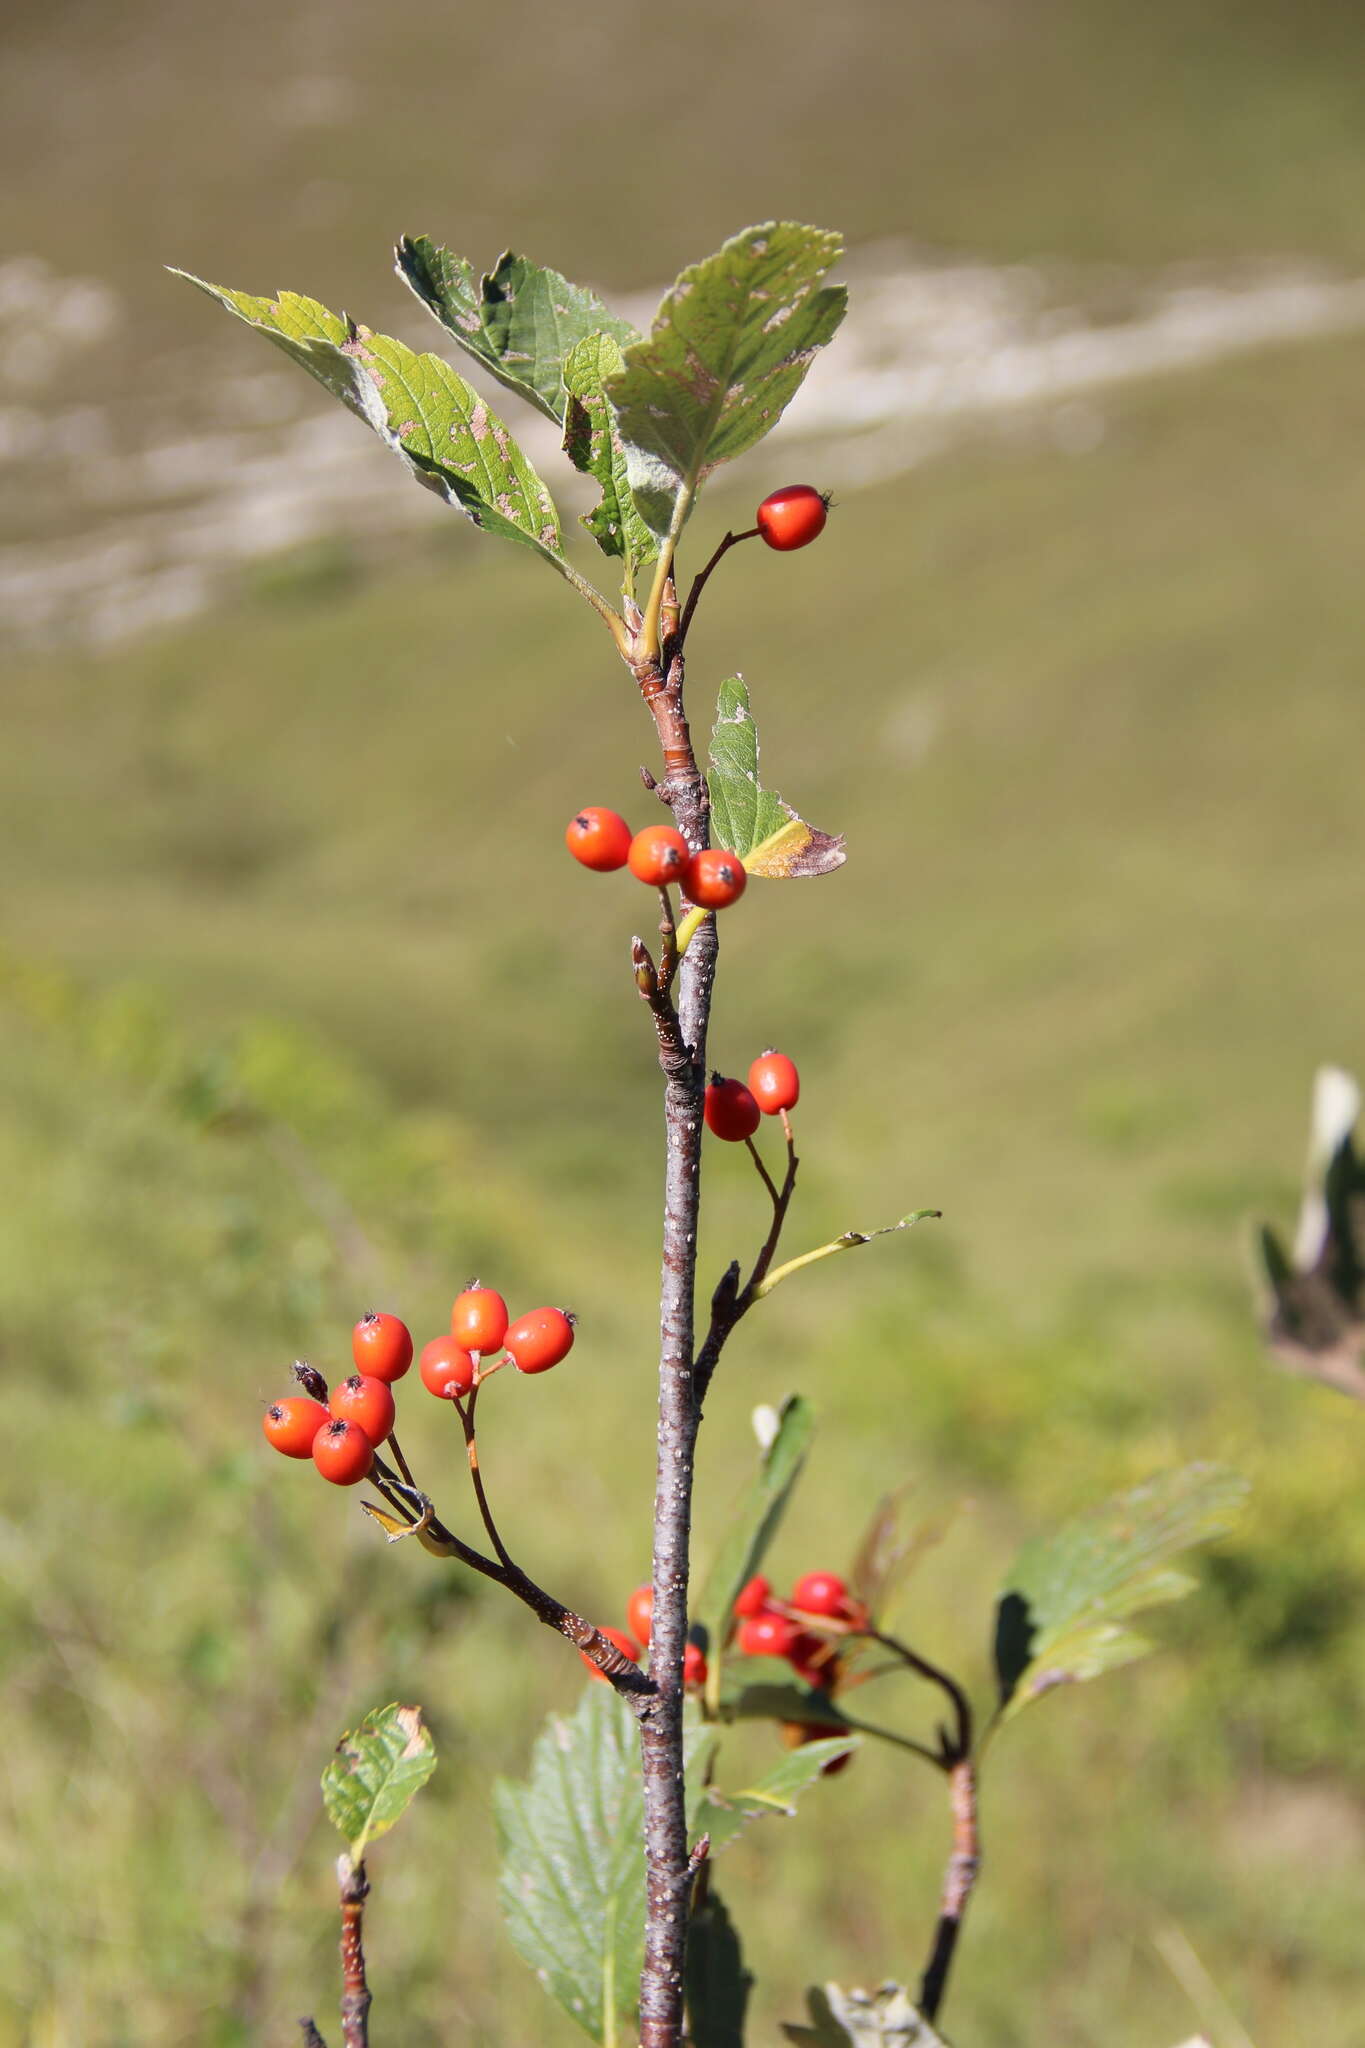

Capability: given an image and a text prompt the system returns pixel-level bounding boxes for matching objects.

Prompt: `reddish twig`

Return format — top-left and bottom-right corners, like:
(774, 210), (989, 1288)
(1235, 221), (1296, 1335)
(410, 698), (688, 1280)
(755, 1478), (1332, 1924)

(917, 1757), (980, 2025)
(337, 1856), (372, 2048)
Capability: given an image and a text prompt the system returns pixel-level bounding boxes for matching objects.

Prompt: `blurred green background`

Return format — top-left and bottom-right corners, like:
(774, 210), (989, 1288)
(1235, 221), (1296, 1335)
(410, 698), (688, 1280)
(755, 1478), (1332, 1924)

(4, 2), (1365, 2043)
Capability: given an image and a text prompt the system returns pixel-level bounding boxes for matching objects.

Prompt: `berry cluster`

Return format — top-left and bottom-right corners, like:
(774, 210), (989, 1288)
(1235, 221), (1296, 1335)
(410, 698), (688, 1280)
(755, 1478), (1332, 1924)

(580, 1581), (708, 1690)
(704, 1049), (800, 1142)
(261, 1287), (576, 1484)
(566, 811), (748, 911)
(731, 1568), (866, 1687)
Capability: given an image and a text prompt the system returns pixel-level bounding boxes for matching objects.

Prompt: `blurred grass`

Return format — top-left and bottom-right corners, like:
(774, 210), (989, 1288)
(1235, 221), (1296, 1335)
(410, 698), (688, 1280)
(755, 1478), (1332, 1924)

(4, 320), (1365, 2046)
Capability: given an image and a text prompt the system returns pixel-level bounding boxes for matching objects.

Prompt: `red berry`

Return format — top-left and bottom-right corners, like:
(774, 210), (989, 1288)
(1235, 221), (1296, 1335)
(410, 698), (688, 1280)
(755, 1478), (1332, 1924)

(419, 1336), (477, 1400)
(626, 1583), (654, 1647)
(505, 1306), (575, 1374)
(581, 1624), (642, 1681)
(704, 1076), (761, 1143)
(683, 1643), (708, 1690)
(351, 1312), (413, 1384)
(451, 1286), (509, 1355)
(733, 1574), (771, 1619)
(263, 1396), (331, 1459)
(329, 1374), (395, 1443)
(685, 848), (747, 909)
(312, 1418), (374, 1486)
(756, 484), (830, 551)
(737, 1610), (800, 1659)
(748, 1050), (800, 1115)
(627, 825), (689, 886)
(566, 807), (633, 872)
(791, 1570), (852, 1619)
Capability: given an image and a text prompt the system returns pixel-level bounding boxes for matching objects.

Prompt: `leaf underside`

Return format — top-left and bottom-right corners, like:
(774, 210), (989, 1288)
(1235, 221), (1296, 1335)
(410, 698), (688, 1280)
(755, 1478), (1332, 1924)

(707, 678), (845, 879)
(782, 1981), (949, 2047)
(992, 1463), (1248, 1725)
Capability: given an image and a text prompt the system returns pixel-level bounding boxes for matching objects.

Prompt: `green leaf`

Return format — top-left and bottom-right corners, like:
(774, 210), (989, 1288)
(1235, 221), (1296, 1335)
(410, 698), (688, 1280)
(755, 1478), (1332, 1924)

(563, 331), (660, 569)
(321, 1703), (436, 1861)
(607, 221), (847, 538)
(495, 1685), (716, 2043)
(783, 1982), (948, 2047)
(695, 1397), (814, 1704)
(396, 236), (637, 424)
(991, 1465), (1248, 1726)
(694, 1738), (858, 1857)
(686, 1889), (752, 2048)
(172, 272), (565, 567)
(721, 1674), (853, 1729)
(707, 679), (845, 879)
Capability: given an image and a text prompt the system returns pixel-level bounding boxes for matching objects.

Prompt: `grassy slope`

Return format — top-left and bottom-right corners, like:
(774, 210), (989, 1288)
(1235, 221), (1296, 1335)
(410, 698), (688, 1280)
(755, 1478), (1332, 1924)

(4, 326), (1365, 2045)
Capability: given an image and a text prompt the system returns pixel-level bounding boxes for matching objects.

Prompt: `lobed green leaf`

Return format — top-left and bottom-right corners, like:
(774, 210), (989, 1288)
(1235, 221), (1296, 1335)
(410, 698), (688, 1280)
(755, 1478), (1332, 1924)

(321, 1703), (436, 1860)
(172, 271), (565, 565)
(607, 221), (847, 537)
(707, 678), (845, 878)
(396, 235), (637, 424)
(991, 1464), (1248, 1727)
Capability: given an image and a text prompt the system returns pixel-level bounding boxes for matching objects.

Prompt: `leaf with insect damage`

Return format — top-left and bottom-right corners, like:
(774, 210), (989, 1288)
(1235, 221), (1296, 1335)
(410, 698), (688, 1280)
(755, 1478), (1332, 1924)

(606, 221), (846, 539)
(563, 330), (660, 569)
(321, 1703), (436, 1860)
(707, 678), (844, 879)
(396, 237), (637, 424)
(171, 272), (566, 568)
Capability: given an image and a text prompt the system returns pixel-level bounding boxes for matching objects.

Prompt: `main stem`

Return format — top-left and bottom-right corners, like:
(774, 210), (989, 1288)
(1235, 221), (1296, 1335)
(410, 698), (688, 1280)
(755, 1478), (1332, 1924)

(634, 642), (717, 2048)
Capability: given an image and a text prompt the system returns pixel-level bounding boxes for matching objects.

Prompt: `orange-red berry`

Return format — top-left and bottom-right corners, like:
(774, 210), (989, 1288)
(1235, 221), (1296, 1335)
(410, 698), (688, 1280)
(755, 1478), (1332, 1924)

(733, 1574), (771, 1619)
(627, 825), (689, 886)
(566, 807), (633, 872)
(626, 1583), (654, 1647)
(311, 1417), (374, 1486)
(791, 1570), (853, 1618)
(451, 1286), (509, 1355)
(263, 1396), (331, 1459)
(756, 484), (830, 551)
(419, 1336), (477, 1400)
(704, 1076), (761, 1143)
(683, 1642), (708, 1690)
(737, 1610), (800, 1659)
(581, 1624), (642, 1681)
(748, 1050), (800, 1114)
(685, 848), (747, 909)
(351, 1312), (413, 1384)
(329, 1374), (395, 1443)
(505, 1306), (575, 1374)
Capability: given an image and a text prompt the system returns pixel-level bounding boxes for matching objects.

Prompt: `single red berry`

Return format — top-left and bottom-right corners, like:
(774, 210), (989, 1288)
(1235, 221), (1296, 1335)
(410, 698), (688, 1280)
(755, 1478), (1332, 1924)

(627, 825), (690, 886)
(791, 1570), (852, 1619)
(262, 1396), (331, 1459)
(505, 1306), (576, 1374)
(704, 1076), (761, 1143)
(683, 1642), (708, 1690)
(756, 483), (830, 551)
(733, 1574), (771, 1620)
(748, 1050), (800, 1115)
(351, 1312), (413, 1384)
(311, 1417), (374, 1486)
(626, 1583), (654, 1647)
(685, 848), (747, 909)
(566, 806), (633, 872)
(581, 1624), (642, 1681)
(451, 1285), (509, 1355)
(737, 1610), (800, 1659)
(419, 1336), (477, 1400)
(329, 1374), (396, 1443)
